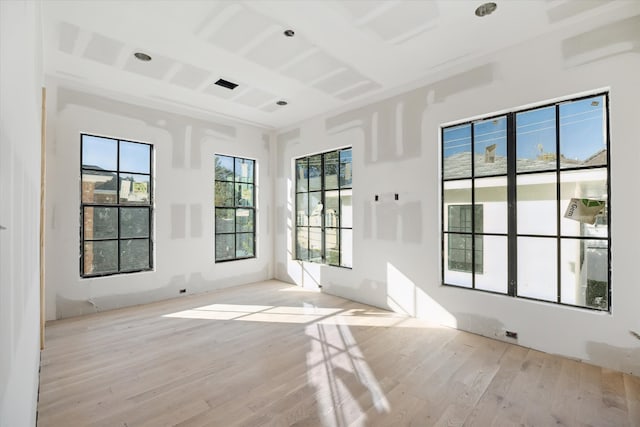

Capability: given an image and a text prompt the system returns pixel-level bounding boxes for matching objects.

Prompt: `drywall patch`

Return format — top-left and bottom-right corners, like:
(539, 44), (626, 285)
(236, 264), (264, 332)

(55, 294), (99, 319)
(171, 204), (186, 239)
(190, 204), (202, 238)
(376, 202), (399, 241)
(55, 87), (237, 171)
(400, 201), (422, 244)
(454, 312), (506, 341)
(276, 205), (286, 235)
(562, 15), (640, 67)
(586, 341), (640, 376)
(276, 128), (301, 178)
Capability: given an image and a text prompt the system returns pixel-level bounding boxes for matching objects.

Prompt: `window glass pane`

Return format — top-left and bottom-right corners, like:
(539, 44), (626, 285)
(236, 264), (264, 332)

(82, 171), (117, 204)
(475, 177), (507, 234)
(443, 180), (471, 232)
(119, 174), (150, 204)
(446, 233), (481, 273)
(236, 209), (254, 233)
(236, 183), (254, 207)
(560, 168), (607, 237)
(296, 227), (309, 261)
(296, 193), (309, 226)
(235, 158), (254, 183)
(324, 151), (339, 190)
(296, 158), (308, 192)
(215, 181), (234, 206)
(83, 207), (118, 240)
(120, 239), (150, 271)
(309, 192), (323, 226)
(559, 95), (606, 168)
(517, 172), (557, 235)
(560, 239), (608, 309)
(340, 149), (353, 188)
(443, 124), (471, 179)
(215, 208), (234, 233)
(215, 155), (234, 181)
(516, 106), (556, 173)
(236, 233), (254, 258)
(84, 240), (118, 275)
(340, 189), (353, 229)
(340, 228), (352, 268)
(325, 191), (339, 228)
(216, 208), (235, 233)
(120, 207), (149, 239)
(309, 155), (322, 191)
(474, 116), (507, 176)
(82, 135), (117, 171)
(120, 141), (150, 174)
(309, 228), (322, 262)
(443, 234), (472, 288)
(215, 234), (235, 261)
(475, 236), (507, 293)
(517, 237), (557, 301)
(325, 228), (339, 265)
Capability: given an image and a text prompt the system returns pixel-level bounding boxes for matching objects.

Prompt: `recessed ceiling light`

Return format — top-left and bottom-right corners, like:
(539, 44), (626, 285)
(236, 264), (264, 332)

(276, 100), (288, 106)
(475, 2), (497, 17)
(591, 101), (599, 106)
(134, 52), (152, 62)
(283, 29), (295, 37)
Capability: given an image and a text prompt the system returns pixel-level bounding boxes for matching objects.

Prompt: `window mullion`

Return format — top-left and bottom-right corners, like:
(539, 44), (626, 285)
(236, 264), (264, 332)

(321, 154), (326, 263)
(555, 105), (561, 304)
(116, 141), (121, 273)
(507, 113), (517, 296)
(471, 123), (476, 289)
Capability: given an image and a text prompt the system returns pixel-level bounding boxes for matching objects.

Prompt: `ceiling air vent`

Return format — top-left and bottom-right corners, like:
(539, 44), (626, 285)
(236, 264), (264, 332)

(214, 78), (238, 90)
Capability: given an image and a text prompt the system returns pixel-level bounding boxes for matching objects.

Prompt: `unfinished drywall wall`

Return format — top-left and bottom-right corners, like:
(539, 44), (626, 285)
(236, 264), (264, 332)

(274, 15), (640, 374)
(0, 2), (43, 426)
(44, 84), (274, 320)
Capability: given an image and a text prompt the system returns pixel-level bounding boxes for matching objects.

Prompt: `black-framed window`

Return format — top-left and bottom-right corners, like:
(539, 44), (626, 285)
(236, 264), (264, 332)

(80, 134), (153, 277)
(295, 148), (352, 268)
(215, 155), (255, 262)
(441, 93), (610, 311)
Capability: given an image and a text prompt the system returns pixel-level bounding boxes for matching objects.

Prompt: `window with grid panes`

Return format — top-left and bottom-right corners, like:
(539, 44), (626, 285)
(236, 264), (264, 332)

(214, 155), (255, 262)
(441, 93), (610, 311)
(295, 148), (352, 267)
(80, 134), (153, 277)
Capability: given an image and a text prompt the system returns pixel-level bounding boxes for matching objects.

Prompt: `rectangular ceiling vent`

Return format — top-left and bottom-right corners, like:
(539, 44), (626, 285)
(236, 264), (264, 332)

(214, 78), (238, 90)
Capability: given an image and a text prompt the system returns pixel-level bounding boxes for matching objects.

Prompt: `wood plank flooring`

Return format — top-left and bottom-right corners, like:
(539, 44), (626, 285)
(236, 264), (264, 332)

(37, 280), (640, 427)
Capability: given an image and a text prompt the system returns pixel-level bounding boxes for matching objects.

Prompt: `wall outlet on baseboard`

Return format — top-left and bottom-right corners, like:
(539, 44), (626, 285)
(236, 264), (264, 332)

(505, 330), (518, 339)
(179, 289), (186, 294)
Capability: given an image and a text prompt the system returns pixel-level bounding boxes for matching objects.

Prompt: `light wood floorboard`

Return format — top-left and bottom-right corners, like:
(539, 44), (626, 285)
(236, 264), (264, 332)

(37, 280), (639, 427)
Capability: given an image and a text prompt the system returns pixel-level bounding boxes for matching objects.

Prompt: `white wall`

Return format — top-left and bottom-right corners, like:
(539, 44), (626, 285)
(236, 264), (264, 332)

(44, 83), (275, 320)
(0, 1), (44, 426)
(274, 17), (640, 374)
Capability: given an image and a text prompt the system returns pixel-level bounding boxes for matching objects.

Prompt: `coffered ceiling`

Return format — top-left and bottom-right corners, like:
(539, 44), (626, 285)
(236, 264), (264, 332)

(41, 0), (640, 129)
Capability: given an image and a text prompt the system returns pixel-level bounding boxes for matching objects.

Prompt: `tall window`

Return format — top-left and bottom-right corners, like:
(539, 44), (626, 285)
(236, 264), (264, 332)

(295, 148), (352, 268)
(81, 134), (153, 277)
(214, 155), (255, 262)
(441, 93), (610, 311)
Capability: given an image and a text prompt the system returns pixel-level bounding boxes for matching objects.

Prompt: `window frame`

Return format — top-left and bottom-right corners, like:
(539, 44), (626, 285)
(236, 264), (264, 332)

(294, 147), (353, 268)
(214, 154), (256, 263)
(440, 92), (611, 312)
(80, 133), (154, 278)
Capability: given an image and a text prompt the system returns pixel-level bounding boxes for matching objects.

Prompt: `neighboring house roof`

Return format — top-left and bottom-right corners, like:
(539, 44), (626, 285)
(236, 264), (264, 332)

(444, 150), (607, 179)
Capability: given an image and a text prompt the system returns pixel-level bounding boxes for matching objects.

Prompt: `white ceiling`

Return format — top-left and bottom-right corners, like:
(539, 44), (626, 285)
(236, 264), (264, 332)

(41, 0), (639, 130)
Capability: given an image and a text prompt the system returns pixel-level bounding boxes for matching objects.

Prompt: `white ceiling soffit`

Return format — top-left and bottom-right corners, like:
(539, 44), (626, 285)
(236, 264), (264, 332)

(41, 0), (640, 130)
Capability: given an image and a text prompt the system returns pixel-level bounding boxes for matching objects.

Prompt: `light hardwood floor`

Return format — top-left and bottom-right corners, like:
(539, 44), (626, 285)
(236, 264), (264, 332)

(38, 280), (640, 427)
